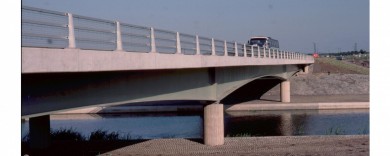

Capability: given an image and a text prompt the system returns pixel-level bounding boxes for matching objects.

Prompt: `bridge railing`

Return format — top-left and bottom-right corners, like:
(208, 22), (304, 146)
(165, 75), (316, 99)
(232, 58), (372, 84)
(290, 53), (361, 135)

(22, 6), (314, 61)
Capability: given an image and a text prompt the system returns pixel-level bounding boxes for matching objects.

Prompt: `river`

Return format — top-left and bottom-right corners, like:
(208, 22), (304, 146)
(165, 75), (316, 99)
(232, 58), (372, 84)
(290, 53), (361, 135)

(21, 109), (369, 140)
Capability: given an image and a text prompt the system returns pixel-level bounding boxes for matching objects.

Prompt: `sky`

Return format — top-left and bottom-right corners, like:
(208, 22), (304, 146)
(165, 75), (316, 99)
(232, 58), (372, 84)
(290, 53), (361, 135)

(21, 0), (369, 54)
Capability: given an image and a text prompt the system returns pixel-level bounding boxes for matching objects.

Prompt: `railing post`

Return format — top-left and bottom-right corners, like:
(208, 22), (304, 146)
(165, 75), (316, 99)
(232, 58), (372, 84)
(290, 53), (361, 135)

(116, 21), (123, 51)
(276, 49), (279, 59)
(176, 32), (181, 54)
(150, 27), (156, 53)
(224, 40), (227, 56)
(243, 44), (247, 57)
(196, 35), (200, 55)
(234, 42), (238, 57)
(284, 51), (287, 59)
(257, 46), (260, 58)
(272, 49), (275, 59)
(251, 45), (254, 58)
(268, 48), (271, 58)
(211, 38), (216, 56)
(263, 47), (266, 58)
(67, 13), (76, 48)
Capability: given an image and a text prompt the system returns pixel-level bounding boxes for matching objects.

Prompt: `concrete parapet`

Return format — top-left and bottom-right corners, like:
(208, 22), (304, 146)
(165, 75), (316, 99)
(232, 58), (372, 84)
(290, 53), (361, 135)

(22, 47), (313, 73)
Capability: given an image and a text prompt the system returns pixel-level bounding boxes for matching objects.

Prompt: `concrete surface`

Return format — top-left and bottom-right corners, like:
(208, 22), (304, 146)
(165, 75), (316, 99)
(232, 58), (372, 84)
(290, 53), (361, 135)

(22, 47), (313, 73)
(225, 95), (369, 111)
(204, 104), (224, 146)
(57, 95), (369, 114)
(100, 135), (369, 156)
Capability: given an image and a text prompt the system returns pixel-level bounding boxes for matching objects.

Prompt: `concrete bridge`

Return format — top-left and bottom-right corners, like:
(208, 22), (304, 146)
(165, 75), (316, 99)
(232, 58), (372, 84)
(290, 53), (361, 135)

(21, 6), (314, 148)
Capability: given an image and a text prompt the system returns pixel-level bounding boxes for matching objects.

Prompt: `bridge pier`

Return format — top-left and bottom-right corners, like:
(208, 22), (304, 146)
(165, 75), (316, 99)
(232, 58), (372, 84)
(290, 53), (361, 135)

(303, 65), (309, 74)
(29, 115), (51, 149)
(203, 103), (224, 146)
(280, 80), (290, 103)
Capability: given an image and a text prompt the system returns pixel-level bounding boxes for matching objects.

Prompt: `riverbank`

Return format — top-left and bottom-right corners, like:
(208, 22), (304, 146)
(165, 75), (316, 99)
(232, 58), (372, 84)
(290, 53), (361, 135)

(57, 94), (369, 114)
(100, 135), (369, 156)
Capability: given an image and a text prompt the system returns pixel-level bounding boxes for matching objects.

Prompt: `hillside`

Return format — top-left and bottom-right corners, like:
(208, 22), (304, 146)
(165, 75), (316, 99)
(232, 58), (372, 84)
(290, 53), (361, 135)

(266, 58), (369, 96)
(312, 58), (369, 75)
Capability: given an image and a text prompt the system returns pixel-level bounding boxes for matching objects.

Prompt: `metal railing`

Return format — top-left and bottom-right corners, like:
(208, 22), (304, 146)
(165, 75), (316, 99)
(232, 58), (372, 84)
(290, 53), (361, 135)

(120, 23), (151, 52)
(22, 6), (314, 61)
(180, 33), (196, 55)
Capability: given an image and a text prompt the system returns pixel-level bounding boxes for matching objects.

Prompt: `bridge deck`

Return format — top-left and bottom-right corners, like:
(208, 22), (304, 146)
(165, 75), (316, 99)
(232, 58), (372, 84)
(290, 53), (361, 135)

(22, 47), (313, 73)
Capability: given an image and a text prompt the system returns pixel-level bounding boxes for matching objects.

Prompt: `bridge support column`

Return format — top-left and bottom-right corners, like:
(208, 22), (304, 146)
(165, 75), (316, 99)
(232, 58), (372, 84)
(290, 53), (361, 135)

(29, 115), (50, 149)
(303, 65), (309, 74)
(204, 103), (224, 146)
(280, 80), (290, 103)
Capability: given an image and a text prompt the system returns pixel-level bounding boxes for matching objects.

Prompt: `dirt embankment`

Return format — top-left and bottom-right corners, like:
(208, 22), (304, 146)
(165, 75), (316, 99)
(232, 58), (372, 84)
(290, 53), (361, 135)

(266, 58), (369, 96)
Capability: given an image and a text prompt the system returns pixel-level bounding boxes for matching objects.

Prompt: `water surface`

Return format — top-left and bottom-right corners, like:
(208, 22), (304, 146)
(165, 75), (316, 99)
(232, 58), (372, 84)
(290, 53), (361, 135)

(21, 109), (369, 139)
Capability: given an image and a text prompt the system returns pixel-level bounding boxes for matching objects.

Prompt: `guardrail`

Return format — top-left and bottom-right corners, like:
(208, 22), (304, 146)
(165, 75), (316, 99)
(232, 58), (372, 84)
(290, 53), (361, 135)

(22, 6), (314, 61)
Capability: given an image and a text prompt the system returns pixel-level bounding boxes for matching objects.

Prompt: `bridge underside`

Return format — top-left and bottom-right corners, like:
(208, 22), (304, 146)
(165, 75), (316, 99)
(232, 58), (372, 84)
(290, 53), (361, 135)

(22, 65), (300, 118)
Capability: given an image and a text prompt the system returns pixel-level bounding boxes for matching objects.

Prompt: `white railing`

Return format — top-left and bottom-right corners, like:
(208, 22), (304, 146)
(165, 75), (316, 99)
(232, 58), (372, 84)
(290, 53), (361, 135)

(22, 6), (314, 61)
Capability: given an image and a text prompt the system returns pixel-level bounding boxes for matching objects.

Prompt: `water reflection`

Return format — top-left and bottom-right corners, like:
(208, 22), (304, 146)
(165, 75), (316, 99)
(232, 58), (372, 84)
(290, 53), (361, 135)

(225, 109), (369, 137)
(21, 109), (369, 140)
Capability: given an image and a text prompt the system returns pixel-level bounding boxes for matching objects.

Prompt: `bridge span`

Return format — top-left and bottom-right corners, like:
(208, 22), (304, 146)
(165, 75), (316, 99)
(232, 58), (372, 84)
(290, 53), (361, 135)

(22, 6), (314, 148)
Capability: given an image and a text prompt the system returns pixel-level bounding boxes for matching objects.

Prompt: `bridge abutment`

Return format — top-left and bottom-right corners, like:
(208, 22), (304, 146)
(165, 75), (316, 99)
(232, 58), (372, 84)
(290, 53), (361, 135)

(203, 103), (224, 146)
(280, 80), (290, 103)
(29, 115), (50, 149)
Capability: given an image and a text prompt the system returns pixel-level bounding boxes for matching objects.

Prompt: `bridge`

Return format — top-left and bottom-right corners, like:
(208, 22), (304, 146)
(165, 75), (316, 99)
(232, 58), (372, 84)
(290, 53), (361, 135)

(21, 6), (314, 148)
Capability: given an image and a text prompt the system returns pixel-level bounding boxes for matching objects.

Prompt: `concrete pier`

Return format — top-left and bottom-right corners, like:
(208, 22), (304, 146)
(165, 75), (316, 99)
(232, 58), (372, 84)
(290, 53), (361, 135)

(203, 103), (224, 146)
(304, 65), (309, 74)
(29, 115), (50, 149)
(280, 80), (290, 103)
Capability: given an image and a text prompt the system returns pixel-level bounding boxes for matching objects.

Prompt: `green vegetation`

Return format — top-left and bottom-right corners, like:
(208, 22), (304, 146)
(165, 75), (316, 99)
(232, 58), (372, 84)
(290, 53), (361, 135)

(89, 129), (120, 141)
(51, 128), (85, 141)
(316, 58), (369, 75)
(357, 126), (369, 135)
(319, 50), (369, 57)
(294, 125), (305, 135)
(226, 133), (253, 137)
(22, 128), (141, 143)
(325, 127), (346, 135)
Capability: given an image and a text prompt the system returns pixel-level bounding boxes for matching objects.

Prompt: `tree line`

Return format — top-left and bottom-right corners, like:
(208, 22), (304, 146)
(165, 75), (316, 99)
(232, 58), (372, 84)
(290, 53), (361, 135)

(319, 49), (369, 57)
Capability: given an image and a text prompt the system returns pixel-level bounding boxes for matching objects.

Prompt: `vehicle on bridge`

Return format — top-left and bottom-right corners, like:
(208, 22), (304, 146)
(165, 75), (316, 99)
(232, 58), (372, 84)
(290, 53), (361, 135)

(248, 36), (279, 49)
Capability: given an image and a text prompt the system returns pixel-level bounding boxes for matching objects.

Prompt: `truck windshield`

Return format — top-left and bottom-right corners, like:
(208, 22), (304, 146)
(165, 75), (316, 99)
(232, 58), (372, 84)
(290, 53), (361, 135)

(249, 39), (266, 47)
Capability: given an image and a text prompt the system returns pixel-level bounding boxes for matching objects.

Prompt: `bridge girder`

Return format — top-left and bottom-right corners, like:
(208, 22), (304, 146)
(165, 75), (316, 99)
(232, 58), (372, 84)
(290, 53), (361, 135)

(22, 65), (300, 118)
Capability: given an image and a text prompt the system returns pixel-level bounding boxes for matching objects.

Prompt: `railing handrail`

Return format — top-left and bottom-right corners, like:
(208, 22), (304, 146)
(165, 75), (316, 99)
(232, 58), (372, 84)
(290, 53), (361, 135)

(21, 5), (314, 61)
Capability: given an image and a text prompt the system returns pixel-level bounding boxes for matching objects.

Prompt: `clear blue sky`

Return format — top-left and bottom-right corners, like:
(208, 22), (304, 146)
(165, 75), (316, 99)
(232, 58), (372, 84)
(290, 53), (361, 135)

(22, 0), (369, 53)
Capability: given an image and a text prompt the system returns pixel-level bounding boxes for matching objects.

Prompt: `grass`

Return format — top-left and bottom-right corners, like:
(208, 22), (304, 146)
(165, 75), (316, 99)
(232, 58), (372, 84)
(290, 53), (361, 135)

(22, 128), (141, 143)
(226, 133), (253, 137)
(89, 129), (120, 141)
(294, 125), (305, 135)
(325, 127), (346, 135)
(51, 128), (86, 141)
(316, 58), (369, 75)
